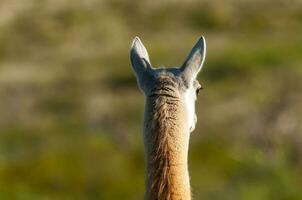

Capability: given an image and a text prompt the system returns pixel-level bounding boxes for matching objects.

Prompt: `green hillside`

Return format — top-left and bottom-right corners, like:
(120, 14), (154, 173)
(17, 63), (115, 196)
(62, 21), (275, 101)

(0, 0), (301, 199)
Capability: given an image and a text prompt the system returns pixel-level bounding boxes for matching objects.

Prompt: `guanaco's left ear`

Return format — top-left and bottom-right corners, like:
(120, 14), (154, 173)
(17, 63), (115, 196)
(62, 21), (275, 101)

(180, 36), (206, 86)
(129, 37), (152, 83)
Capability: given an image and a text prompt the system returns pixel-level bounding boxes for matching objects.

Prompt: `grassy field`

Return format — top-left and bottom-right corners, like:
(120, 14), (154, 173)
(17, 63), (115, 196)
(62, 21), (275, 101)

(0, 0), (302, 199)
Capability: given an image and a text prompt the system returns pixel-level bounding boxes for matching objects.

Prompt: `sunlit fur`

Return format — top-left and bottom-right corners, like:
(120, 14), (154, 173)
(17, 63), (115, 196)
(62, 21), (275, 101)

(143, 72), (193, 200)
(130, 36), (205, 200)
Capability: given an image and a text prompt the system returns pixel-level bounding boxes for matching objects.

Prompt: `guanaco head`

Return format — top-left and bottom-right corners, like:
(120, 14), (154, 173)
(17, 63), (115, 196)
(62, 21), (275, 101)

(130, 37), (206, 132)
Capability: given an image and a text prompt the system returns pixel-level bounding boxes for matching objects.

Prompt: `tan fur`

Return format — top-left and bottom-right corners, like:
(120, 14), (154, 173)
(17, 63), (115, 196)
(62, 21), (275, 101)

(143, 74), (191, 200)
(130, 36), (206, 200)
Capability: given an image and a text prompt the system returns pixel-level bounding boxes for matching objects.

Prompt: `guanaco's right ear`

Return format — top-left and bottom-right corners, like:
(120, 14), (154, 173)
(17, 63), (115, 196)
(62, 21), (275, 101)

(129, 37), (152, 80)
(180, 36), (206, 86)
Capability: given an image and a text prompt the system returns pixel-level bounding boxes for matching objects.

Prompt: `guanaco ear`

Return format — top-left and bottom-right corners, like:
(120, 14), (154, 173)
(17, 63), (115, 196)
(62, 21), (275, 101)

(180, 36), (206, 86)
(130, 37), (152, 82)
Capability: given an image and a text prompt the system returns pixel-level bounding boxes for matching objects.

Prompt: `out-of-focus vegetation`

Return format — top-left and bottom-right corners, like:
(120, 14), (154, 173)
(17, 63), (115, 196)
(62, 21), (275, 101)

(0, 0), (301, 199)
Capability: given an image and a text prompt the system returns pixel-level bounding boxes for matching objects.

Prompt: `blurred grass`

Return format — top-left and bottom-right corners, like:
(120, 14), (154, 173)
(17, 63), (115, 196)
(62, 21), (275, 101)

(0, 0), (302, 199)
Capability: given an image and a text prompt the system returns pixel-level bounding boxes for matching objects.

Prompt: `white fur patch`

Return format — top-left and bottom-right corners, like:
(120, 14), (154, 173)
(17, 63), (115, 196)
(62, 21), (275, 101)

(184, 87), (197, 132)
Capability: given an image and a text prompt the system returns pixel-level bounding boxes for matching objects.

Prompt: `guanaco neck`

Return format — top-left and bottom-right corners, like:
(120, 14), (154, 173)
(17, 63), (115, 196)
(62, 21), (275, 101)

(143, 91), (191, 200)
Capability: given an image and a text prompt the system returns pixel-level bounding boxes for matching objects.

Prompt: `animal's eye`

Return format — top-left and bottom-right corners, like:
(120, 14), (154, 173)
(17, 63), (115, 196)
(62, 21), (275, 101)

(196, 86), (203, 96)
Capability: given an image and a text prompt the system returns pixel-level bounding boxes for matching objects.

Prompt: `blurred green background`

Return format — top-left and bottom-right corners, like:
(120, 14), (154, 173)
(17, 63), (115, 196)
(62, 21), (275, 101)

(0, 0), (302, 199)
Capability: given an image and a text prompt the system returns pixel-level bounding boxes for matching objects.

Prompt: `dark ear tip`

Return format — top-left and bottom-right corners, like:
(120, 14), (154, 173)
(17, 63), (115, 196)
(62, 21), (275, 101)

(197, 36), (206, 48)
(196, 36), (206, 58)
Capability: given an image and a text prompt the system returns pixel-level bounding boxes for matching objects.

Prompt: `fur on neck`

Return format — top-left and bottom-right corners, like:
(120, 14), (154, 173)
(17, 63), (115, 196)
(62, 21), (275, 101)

(143, 79), (191, 200)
